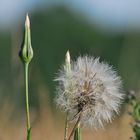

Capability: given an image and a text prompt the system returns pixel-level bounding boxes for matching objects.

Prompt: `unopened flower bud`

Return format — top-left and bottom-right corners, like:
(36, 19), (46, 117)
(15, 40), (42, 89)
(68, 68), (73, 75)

(65, 50), (70, 65)
(65, 50), (71, 74)
(19, 14), (33, 64)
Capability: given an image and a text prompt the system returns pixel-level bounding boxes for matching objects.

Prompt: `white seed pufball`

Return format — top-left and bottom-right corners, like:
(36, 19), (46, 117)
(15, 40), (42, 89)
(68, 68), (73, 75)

(55, 56), (124, 128)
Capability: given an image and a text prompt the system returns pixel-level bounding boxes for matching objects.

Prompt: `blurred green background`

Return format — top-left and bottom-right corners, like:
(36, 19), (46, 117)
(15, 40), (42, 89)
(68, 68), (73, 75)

(0, 2), (139, 139)
(1, 6), (140, 106)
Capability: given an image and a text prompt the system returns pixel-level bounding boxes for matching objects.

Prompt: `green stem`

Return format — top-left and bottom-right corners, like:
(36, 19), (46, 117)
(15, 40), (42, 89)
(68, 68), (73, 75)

(64, 112), (69, 140)
(68, 113), (81, 140)
(24, 63), (31, 140)
(74, 123), (81, 140)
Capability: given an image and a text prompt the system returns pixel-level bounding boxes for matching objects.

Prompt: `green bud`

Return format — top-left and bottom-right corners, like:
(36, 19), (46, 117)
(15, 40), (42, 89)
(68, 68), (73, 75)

(19, 14), (33, 64)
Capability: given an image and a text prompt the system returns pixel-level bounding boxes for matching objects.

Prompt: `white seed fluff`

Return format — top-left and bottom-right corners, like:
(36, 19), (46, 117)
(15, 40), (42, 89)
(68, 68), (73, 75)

(55, 56), (123, 128)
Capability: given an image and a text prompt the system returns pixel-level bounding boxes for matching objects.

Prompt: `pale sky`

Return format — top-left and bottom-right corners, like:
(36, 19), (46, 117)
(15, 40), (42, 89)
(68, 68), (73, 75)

(1, 0), (140, 31)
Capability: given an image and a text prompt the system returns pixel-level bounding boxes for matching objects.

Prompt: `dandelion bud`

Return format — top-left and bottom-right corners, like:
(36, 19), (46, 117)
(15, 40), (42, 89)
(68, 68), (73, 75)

(19, 14), (33, 64)
(65, 50), (70, 65)
(55, 56), (124, 128)
(65, 50), (71, 74)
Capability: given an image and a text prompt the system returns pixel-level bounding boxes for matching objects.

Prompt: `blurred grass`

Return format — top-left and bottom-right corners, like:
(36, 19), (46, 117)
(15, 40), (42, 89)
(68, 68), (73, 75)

(0, 92), (133, 140)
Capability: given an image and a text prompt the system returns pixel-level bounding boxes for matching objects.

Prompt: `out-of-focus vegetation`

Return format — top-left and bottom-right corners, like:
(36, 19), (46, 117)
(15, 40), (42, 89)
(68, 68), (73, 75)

(0, 5), (140, 139)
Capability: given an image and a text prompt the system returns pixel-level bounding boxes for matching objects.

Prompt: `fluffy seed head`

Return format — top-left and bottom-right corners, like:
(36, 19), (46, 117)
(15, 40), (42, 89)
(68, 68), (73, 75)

(55, 55), (124, 128)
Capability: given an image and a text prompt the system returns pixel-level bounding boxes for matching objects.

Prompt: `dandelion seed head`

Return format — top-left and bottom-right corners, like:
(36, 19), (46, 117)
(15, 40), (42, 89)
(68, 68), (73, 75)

(55, 55), (124, 128)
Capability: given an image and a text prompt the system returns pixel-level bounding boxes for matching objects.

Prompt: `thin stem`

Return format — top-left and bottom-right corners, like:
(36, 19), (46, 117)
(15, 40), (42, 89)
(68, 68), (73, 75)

(64, 112), (69, 140)
(24, 63), (31, 139)
(68, 113), (82, 140)
(74, 123), (81, 140)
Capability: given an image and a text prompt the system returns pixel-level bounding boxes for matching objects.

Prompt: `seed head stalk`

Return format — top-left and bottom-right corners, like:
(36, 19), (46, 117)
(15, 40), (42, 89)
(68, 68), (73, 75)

(68, 113), (81, 140)
(74, 123), (81, 140)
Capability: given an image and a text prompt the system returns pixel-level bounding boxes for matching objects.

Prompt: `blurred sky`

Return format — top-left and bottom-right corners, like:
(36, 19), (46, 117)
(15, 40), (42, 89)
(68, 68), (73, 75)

(65, 0), (140, 32)
(1, 0), (140, 32)
(0, 0), (39, 29)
